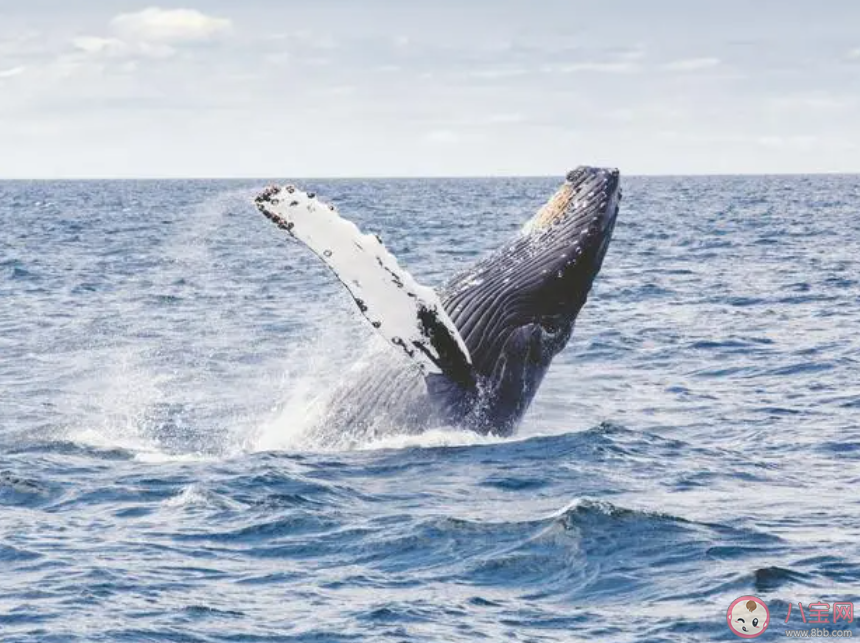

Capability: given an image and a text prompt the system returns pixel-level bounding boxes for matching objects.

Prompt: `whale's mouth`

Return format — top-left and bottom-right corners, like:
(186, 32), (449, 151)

(526, 166), (620, 234)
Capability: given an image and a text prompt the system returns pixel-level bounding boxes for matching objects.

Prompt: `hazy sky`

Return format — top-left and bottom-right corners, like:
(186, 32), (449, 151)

(1, 1), (859, 177)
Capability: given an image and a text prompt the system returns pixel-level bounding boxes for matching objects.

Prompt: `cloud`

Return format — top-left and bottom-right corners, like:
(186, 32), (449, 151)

(68, 8), (231, 63)
(72, 36), (126, 55)
(264, 30), (337, 50)
(547, 61), (638, 74)
(0, 66), (25, 78)
(468, 67), (527, 79)
(756, 135), (820, 149)
(848, 48), (860, 60)
(0, 32), (44, 59)
(616, 48), (647, 62)
(606, 108), (637, 123)
(486, 113), (526, 124)
(663, 57), (721, 71)
(423, 129), (459, 145)
(71, 35), (174, 59)
(110, 8), (232, 44)
(317, 85), (355, 96)
(288, 29), (337, 50)
(771, 92), (852, 111)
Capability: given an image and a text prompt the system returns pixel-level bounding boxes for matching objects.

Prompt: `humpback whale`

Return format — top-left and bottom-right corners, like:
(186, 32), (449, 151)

(254, 166), (620, 446)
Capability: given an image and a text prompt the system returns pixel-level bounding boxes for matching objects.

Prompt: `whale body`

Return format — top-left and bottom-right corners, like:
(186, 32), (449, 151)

(254, 167), (621, 447)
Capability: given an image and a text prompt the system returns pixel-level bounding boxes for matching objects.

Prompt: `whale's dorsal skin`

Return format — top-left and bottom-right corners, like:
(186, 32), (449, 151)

(254, 167), (621, 447)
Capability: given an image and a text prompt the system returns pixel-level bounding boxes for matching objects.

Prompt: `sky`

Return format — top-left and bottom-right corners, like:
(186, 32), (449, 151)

(1, 0), (859, 178)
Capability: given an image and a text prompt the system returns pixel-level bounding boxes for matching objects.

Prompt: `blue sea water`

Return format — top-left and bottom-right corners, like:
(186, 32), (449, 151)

(1, 175), (859, 642)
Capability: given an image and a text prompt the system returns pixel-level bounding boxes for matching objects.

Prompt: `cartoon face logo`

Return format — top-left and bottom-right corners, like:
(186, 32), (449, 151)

(727, 596), (770, 638)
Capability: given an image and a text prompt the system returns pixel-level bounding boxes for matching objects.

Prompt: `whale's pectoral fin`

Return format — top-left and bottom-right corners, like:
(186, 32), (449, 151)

(254, 185), (475, 389)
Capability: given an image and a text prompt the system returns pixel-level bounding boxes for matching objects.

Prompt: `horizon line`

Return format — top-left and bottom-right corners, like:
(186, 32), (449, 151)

(1, 170), (859, 181)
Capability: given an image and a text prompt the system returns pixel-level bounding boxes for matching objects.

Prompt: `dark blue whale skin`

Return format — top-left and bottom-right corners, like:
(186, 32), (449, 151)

(309, 166), (621, 445)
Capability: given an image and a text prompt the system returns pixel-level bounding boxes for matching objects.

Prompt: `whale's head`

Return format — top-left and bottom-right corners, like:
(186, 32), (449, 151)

(442, 166), (621, 433)
(515, 165), (620, 336)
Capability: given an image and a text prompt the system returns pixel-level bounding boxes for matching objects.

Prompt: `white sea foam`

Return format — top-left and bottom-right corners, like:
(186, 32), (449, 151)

(58, 188), (257, 462)
(62, 345), (172, 457)
(357, 427), (507, 451)
(161, 484), (240, 509)
(162, 484), (209, 508)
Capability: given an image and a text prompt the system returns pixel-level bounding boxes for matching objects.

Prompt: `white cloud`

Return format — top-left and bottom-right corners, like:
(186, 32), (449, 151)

(617, 48), (647, 62)
(110, 8), (232, 44)
(663, 57), (721, 71)
(848, 48), (860, 60)
(756, 135), (820, 149)
(548, 61), (638, 74)
(263, 30), (336, 50)
(486, 113), (525, 124)
(0, 66), (25, 78)
(0, 32), (43, 58)
(468, 67), (527, 79)
(423, 129), (459, 145)
(607, 108), (637, 123)
(289, 29), (337, 50)
(317, 85), (355, 96)
(771, 93), (852, 111)
(747, 134), (853, 152)
(72, 36), (126, 55)
(67, 8), (230, 63)
(72, 35), (174, 59)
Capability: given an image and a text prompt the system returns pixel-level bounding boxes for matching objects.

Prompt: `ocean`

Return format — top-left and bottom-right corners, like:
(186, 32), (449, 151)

(1, 175), (858, 642)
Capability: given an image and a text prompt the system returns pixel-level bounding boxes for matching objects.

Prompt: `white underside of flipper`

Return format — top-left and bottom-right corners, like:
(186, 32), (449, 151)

(254, 185), (473, 381)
